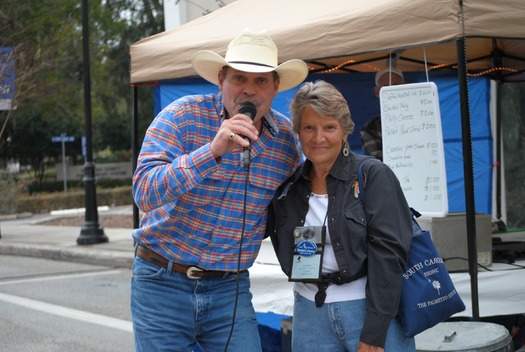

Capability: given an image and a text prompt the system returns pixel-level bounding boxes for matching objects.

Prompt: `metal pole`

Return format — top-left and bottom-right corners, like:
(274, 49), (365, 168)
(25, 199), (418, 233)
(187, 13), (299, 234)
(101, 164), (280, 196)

(495, 81), (503, 223)
(492, 46), (504, 226)
(77, 0), (108, 245)
(456, 38), (479, 320)
(131, 85), (140, 229)
(61, 134), (67, 192)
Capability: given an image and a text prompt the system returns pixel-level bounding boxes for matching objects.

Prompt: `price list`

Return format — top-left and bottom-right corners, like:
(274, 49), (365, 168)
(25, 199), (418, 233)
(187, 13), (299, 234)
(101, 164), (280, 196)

(380, 82), (448, 217)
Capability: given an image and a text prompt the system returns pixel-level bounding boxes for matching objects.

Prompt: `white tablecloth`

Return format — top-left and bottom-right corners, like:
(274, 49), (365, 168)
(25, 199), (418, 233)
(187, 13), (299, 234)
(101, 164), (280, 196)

(251, 238), (525, 319)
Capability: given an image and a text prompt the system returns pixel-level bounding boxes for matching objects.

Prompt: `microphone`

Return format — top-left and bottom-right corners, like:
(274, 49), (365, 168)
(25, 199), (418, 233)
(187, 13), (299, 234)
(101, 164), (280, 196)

(239, 102), (257, 170)
(239, 101), (256, 121)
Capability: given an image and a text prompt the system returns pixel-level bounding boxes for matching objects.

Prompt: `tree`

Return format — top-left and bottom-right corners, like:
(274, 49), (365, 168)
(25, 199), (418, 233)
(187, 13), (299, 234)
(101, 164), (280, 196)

(88, 0), (164, 152)
(0, 0), (164, 182)
(1, 0), (82, 178)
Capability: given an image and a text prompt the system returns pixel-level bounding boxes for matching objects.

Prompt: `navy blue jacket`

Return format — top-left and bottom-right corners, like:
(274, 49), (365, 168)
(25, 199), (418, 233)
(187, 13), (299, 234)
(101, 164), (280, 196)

(266, 151), (413, 347)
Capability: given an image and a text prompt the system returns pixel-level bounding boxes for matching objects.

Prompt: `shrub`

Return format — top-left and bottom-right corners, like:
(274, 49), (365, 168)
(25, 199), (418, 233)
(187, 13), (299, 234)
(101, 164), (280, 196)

(0, 173), (22, 214)
(17, 186), (133, 214)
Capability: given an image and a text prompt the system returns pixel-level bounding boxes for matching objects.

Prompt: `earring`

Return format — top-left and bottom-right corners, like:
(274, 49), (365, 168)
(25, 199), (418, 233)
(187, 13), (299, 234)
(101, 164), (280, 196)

(342, 140), (350, 157)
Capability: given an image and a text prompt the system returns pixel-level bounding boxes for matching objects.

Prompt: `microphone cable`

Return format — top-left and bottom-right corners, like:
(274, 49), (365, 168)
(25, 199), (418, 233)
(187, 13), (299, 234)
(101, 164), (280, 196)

(224, 102), (256, 351)
(224, 150), (251, 352)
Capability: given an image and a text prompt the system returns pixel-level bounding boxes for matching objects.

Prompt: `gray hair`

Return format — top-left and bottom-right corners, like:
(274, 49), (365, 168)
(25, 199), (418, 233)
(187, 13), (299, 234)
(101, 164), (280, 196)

(290, 80), (354, 135)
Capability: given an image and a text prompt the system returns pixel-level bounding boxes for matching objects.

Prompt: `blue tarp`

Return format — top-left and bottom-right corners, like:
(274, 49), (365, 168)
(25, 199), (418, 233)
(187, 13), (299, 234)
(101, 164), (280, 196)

(153, 72), (492, 215)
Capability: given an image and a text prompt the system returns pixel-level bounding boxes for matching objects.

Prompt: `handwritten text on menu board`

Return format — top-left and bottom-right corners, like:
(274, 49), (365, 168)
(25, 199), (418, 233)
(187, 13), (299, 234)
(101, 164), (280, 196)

(380, 82), (448, 217)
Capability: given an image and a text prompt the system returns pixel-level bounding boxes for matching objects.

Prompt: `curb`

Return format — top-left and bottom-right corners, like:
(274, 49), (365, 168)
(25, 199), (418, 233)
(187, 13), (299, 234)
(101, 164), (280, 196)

(0, 242), (133, 268)
(0, 212), (33, 221)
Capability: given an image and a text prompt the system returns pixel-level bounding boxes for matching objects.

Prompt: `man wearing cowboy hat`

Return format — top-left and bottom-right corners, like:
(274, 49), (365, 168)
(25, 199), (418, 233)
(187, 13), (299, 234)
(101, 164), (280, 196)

(131, 29), (308, 351)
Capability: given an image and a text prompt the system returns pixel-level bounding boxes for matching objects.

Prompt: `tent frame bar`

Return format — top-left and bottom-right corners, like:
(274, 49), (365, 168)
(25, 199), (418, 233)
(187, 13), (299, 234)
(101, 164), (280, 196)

(307, 50), (525, 81)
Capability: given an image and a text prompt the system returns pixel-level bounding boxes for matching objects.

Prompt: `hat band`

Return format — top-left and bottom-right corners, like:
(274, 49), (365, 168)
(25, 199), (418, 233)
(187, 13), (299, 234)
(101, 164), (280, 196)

(228, 61), (275, 69)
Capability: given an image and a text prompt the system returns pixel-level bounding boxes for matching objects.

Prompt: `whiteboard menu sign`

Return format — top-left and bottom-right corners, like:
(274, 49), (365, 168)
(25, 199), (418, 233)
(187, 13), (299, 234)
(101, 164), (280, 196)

(380, 82), (448, 217)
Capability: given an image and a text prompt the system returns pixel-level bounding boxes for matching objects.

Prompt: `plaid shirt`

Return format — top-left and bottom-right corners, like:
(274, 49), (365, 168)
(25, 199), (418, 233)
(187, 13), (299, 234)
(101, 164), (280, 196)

(132, 93), (300, 271)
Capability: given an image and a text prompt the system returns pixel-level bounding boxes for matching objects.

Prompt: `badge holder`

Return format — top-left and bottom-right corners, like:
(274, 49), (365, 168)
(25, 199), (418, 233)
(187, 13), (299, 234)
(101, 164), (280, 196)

(289, 225), (326, 282)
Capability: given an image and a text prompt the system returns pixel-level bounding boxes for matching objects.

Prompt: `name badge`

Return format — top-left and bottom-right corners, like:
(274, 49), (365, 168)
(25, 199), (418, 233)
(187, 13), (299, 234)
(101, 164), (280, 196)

(290, 226), (326, 282)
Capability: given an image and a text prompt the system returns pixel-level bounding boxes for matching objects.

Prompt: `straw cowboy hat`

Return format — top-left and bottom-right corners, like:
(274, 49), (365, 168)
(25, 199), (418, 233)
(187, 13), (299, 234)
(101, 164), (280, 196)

(191, 29), (308, 92)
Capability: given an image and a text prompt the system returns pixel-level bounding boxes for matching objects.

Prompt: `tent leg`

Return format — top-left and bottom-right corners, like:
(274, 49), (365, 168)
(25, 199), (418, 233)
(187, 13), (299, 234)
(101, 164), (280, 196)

(456, 38), (480, 321)
(495, 81), (505, 226)
(131, 85), (140, 229)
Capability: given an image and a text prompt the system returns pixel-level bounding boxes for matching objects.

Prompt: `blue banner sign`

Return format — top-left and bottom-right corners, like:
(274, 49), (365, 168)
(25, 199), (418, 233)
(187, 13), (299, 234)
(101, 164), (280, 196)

(0, 47), (15, 110)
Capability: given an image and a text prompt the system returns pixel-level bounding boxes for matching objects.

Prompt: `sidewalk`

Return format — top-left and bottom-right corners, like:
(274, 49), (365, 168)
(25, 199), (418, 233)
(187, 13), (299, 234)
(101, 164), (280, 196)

(0, 205), (135, 268)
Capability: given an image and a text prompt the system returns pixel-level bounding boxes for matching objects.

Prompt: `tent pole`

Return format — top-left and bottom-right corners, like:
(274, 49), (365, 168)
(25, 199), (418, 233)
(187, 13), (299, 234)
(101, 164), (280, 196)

(456, 38), (480, 320)
(495, 81), (504, 223)
(491, 44), (505, 227)
(131, 85), (140, 229)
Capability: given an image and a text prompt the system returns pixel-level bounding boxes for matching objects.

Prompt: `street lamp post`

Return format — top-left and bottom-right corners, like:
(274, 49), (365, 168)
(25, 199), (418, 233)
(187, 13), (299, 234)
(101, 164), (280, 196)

(77, 0), (108, 245)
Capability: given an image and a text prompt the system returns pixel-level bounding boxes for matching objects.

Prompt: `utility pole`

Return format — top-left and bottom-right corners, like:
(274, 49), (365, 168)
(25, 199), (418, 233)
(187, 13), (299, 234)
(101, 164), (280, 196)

(51, 133), (75, 192)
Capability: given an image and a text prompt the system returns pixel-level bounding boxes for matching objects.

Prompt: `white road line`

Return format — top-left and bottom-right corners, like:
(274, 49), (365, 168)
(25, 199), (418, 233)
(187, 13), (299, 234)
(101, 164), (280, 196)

(0, 292), (133, 332)
(0, 269), (123, 285)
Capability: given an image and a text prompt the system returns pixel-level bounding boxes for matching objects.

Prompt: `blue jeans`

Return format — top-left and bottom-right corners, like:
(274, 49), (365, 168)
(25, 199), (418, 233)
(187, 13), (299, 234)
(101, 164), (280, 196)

(130, 256), (262, 352)
(292, 292), (415, 352)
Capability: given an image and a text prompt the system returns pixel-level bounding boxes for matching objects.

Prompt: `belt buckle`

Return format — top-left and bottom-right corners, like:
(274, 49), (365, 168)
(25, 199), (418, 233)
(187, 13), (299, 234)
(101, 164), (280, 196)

(186, 266), (203, 279)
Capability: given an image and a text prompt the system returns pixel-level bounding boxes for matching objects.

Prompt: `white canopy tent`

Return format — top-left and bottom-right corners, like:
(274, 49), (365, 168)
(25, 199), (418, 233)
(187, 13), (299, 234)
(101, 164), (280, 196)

(130, 0), (525, 84)
(129, 0), (525, 320)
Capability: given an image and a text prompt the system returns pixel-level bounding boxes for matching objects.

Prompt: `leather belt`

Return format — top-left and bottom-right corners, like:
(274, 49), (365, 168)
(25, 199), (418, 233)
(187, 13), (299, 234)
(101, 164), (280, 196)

(136, 246), (231, 279)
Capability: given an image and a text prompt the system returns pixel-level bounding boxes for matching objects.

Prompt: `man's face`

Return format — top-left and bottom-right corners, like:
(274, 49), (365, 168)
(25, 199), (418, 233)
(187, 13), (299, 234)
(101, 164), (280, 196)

(218, 68), (280, 121)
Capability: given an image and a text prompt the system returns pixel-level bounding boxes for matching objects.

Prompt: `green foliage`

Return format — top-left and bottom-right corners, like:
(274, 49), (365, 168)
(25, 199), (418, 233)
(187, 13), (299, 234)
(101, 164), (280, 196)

(0, 172), (22, 214)
(18, 185), (133, 214)
(501, 82), (525, 228)
(96, 147), (131, 163)
(26, 177), (131, 194)
(1, 0), (163, 176)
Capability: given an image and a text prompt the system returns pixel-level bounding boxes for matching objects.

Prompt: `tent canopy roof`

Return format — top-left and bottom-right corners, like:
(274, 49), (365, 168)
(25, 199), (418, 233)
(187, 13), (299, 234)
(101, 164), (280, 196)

(130, 0), (525, 84)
